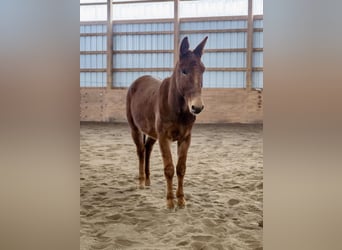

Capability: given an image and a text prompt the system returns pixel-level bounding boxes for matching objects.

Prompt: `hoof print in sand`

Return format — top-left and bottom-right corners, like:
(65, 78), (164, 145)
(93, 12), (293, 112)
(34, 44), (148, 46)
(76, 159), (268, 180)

(81, 123), (263, 249)
(228, 198), (240, 206)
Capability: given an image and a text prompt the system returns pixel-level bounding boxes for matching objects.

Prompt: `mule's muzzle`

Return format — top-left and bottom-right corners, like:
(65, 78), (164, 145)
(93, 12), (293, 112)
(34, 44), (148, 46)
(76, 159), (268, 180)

(191, 105), (204, 115)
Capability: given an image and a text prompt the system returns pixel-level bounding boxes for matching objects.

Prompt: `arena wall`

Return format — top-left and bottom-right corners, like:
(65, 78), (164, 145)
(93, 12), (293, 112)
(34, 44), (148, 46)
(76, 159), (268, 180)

(80, 88), (263, 123)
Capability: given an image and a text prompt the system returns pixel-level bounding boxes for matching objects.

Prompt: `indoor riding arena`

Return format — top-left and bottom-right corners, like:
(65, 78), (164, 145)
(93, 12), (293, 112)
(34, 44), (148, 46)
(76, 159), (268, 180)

(80, 0), (263, 249)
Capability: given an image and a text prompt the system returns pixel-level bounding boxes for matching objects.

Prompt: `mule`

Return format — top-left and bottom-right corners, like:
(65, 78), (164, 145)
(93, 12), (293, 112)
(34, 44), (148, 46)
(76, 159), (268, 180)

(126, 36), (208, 208)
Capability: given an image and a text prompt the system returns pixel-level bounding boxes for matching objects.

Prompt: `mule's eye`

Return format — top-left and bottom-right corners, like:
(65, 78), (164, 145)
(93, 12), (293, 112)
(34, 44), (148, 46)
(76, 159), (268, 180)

(181, 69), (188, 75)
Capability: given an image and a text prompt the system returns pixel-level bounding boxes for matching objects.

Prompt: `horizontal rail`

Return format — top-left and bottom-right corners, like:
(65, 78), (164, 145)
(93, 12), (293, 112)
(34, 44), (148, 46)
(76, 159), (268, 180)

(112, 16), (249, 24)
(206, 48), (263, 53)
(109, 67), (263, 72)
(180, 15), (248, 22)
(252, 67), (263, 72)
(113, 31), (173, 35)
(80, 0), (174, 6)
(80, 51), (107, 54)
(180, 28), (247, 34)
(112, 49), (173, 53)
(80, 2), (107, 6)
(181, 28), (262, 34)
(80, 67), (263, 73)
(112, 0), (173, 4)
(206, 48), (246, 53)
(80, 33), (107, 36)
(111, 15), (262, 24)
(113, 68), (172, 72)
(253, 28), (263, 32)
(112, 18), (174, 24)
(80, 49), (263, 54)
(80, 21), (107, 25)
(80, 16), (263, 26)
(80, 69), (107, 72)
(114, 49), (249, 54)
(207, 68), (246, 72)
(79, 30), (262, 37)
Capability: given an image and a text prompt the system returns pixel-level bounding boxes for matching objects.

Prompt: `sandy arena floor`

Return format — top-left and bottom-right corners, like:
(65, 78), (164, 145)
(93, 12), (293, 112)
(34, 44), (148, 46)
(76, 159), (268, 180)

(80, 123), (263, 250)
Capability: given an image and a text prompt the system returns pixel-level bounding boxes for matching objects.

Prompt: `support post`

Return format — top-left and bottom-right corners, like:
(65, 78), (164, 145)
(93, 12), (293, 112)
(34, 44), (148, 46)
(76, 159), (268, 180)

(173, 0), (180, 66)
(106, 0), (113, 89)
(246, 0), (254, 90)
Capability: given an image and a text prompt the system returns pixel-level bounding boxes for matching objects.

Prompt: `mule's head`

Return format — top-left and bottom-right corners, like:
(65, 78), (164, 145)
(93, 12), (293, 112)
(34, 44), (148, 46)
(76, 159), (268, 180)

(176, 36), (208, 116)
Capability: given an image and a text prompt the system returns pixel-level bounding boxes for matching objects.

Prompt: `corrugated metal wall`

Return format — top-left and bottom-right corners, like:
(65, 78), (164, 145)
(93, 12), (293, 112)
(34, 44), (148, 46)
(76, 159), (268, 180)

(79, 2), (263, 89)
(252, 19), (263, 88)
(180, 19), (247, 88)
(80, 24), (107, 87)
(112, 21), (174, 87)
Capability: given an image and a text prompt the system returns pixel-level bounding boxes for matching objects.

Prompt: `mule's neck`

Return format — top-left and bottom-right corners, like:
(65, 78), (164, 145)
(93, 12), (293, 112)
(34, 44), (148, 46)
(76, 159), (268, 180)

(167, 72), (194, 123)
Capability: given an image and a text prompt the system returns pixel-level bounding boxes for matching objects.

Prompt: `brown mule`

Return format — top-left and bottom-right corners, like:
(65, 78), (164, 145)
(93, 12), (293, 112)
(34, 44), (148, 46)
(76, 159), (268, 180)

(126, 36), (208, 208)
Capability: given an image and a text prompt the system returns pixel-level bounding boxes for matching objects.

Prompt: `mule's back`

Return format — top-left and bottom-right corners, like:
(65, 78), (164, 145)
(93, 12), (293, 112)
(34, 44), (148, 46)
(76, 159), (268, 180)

(126, 75), (161, 138)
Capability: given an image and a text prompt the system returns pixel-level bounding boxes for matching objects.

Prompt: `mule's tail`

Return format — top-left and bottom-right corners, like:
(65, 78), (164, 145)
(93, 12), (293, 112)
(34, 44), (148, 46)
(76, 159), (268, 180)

(126, 86), (135, 130)
(127, 88), (146, 143)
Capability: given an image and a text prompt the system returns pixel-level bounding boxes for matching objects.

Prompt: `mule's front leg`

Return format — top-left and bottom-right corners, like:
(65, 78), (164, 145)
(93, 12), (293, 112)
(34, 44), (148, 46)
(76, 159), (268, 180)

(159, 136), (175, 209)
(176, 135), (191, 208)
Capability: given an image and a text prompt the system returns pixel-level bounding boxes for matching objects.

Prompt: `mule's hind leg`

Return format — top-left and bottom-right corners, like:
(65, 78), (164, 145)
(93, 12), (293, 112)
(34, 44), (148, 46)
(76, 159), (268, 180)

(131, 129), (145, 188)
(144, 136), (156, 186)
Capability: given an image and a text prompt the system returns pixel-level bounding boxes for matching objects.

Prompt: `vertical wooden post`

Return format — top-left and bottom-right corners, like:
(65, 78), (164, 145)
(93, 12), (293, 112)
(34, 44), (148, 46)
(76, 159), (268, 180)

(246, 0), (254, 90)
(107, 0), (113, 89)
(173, 0), (180, 67)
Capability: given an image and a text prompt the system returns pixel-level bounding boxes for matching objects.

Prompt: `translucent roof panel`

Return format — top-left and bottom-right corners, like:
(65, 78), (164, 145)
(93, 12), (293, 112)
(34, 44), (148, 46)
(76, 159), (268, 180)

(80, 5), (107, 21)
(253, 0), (263, 15)
(113, 2), (174, 20)
(180, 0), (248, 18)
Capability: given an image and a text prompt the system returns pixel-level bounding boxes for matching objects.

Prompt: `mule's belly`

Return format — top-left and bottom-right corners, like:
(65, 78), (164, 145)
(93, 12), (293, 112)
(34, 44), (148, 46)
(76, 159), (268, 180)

(140, 122), (158, 140)
(128, 75), (160, 139)
(132, 111), (158, 139)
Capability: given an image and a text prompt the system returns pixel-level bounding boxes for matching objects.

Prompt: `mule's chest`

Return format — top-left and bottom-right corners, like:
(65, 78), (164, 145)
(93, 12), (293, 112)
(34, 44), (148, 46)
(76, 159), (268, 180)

(168, 126), (192, 141)
(157, 113), (195, 141)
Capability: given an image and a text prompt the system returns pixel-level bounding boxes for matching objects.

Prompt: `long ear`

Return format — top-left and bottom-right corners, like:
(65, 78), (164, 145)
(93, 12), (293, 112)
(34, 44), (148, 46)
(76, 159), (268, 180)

(193, 36), (208, 57)
(180, 36), (190, 58)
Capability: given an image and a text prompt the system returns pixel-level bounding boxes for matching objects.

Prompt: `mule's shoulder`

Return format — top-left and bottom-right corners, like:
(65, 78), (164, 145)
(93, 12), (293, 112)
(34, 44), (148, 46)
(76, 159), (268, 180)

(127, 75), (160, 94)
(131, 75), (161, 87)
(139, 75), (162, 83)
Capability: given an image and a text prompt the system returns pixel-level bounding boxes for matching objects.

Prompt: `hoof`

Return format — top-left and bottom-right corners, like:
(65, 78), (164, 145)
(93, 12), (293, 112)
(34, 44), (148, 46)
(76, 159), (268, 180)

(145, 178), (151, 186)
(138, 178), (145, 189)
(177, 197), (186, 208)
(166, 199), (175, 209)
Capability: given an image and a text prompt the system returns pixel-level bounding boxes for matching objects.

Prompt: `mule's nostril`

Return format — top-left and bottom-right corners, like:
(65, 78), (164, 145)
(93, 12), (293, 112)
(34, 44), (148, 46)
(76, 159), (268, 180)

(191, 105), (203, 114)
